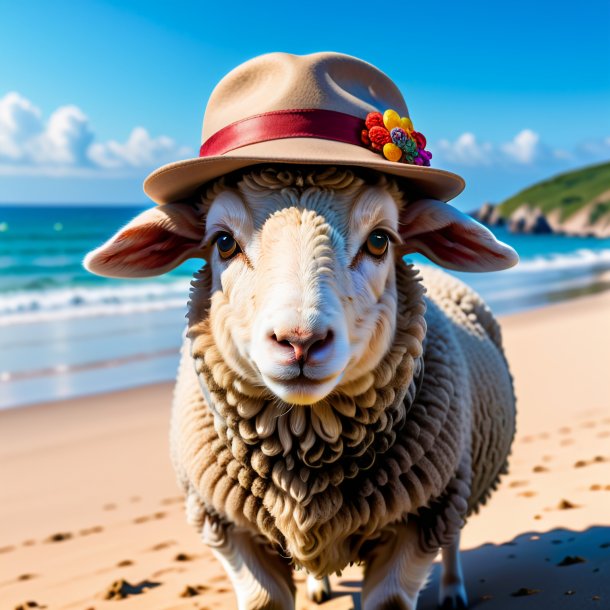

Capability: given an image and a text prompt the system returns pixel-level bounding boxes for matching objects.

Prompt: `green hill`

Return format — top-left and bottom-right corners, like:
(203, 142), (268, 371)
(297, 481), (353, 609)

(497, 161), (610, 223)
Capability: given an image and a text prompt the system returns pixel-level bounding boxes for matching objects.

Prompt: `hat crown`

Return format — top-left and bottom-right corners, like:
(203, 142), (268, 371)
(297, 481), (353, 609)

(202, 52), (410, 142)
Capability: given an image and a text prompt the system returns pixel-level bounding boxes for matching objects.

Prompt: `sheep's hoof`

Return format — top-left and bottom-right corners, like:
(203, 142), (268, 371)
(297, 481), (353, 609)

(306, 575), (331, 604)
(438, 583), (468, 610)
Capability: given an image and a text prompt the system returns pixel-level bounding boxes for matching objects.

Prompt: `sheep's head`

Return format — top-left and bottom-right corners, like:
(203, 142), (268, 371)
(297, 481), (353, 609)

(85, 166), (517, 408)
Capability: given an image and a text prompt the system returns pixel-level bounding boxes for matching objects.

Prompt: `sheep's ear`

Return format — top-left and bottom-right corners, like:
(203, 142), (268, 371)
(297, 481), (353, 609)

(84, 202), (205, 278)
(398, 198), (518, 272)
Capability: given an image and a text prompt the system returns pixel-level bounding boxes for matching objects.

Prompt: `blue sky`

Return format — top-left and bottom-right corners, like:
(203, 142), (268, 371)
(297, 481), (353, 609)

(1, 0), (609, 211)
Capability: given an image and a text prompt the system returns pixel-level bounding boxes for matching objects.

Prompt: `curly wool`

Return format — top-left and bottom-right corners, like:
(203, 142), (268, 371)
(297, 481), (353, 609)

(168, 166), (516, 578)
(170, 260), (515, 577)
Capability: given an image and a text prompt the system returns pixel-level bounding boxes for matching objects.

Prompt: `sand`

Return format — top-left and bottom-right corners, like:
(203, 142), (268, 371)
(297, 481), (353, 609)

(1, 292), (609, 610)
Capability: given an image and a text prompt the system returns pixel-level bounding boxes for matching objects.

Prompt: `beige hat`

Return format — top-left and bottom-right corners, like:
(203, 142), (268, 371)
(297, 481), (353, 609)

(144, 52), (465, 204)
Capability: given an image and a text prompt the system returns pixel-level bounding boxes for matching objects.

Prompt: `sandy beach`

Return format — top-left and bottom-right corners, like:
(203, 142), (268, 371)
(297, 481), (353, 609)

(1, 292), (609, 610)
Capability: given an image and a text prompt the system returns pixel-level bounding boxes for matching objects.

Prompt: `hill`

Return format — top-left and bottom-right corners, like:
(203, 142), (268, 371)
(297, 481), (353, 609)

(473, 162), (610, 237)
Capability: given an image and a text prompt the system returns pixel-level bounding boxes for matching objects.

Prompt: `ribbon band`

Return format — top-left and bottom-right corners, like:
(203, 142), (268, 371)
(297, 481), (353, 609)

(199, 109), (364, 157)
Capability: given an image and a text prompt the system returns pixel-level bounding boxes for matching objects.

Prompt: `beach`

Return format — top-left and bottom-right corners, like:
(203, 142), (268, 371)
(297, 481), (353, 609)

(1, 292), (609, 610)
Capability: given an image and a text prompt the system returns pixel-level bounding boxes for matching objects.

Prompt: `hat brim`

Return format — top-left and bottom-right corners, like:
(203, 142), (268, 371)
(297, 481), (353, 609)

(143, 138), (465, 204)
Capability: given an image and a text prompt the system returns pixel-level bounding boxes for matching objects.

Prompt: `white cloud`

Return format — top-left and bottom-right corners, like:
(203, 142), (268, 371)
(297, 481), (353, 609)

(576, 137), (610, 159)
(436, 129), (541, 167)
(89, 126), (191, 169)
(552, 148), (573, 161)
(0, 92), (43, 160)
(436, 132), (494, 166)
(0, 91), (192, 176)
(435, 129), (610, 170)
(30, 105), (94, 166)
(501, 129), (539, 164)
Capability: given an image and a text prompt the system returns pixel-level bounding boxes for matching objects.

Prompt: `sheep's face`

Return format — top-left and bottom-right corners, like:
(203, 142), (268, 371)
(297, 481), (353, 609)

(84, 166), (518, 408)
(202, 178), (402, 405)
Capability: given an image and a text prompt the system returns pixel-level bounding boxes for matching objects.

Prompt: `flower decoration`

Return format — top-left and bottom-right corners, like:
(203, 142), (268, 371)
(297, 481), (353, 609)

(360, 109), (432, 166)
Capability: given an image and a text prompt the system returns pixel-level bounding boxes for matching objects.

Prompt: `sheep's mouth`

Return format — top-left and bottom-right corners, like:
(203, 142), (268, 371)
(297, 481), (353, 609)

(268, 371), (340, 386)
(263, 370), (344, 405)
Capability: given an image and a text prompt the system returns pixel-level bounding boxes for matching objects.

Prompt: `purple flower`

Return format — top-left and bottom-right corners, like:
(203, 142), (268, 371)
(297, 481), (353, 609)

(390, 127), (408, 148)
(416, 148), (432, 166)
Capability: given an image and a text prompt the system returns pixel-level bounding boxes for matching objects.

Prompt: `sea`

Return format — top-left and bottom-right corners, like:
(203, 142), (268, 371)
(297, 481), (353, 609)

(1, 204), (609, 410)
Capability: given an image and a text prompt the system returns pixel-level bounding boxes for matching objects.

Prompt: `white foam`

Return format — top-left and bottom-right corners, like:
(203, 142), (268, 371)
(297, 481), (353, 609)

(1, 248), (610, 327)
(507, 248), (610, 273)
(0, 279), (192, 326)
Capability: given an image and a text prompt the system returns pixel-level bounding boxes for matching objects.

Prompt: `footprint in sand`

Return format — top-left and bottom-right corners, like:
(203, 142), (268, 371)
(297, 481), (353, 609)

(508, 480), (529, 488)
(180, 584), (209, 598)
(557, 499), (580, 510)
(511, 587), (541, 597)
(44, 532), (72, 543)
(133, 515), (150, 524)
(117, 559), (134, 567)
(80, 526), (103, 536)
(558, 555), (587, 566)
(518, 490), (537, 498)
(174, 552), (193, 561)
(160, 496), (183, 506)
(103, 579), (160, 600)
(134, 512), (166, 524)
(150, 540), (176, 551)
(532, 465), (548, 473)
(17, 573), (36, 581)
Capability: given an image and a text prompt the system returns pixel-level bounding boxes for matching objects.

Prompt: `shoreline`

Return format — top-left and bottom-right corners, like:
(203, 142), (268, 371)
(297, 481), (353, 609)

(1, 292), (609, 609)
(3, 284), (610, 412)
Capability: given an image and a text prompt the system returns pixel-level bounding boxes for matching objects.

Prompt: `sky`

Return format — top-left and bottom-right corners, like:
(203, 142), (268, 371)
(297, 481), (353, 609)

(1, 0), (609, 211)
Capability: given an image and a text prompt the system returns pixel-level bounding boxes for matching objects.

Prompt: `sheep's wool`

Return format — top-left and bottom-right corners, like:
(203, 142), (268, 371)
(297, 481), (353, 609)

(172, 263), (515, 576)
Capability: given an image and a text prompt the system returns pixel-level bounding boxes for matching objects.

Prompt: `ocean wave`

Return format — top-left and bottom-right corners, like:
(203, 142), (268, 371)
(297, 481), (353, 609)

(0, 279), (192, 325)
(2, 248), (610, 326)
(508, 248), (610, 273)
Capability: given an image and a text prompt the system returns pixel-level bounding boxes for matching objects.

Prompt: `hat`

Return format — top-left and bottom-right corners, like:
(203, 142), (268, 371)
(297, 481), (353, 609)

(144, 52), (465, 204)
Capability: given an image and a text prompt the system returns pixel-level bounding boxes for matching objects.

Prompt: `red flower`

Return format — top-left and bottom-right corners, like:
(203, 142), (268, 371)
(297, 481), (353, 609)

(361, 129), (371, 145)
(412, 131), (427, 150)
(368, 126), (391, 150)
(365, 112), (384, 130)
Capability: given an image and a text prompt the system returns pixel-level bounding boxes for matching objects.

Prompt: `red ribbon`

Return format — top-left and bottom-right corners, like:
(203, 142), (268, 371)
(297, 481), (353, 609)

(199, 109), (365, 157)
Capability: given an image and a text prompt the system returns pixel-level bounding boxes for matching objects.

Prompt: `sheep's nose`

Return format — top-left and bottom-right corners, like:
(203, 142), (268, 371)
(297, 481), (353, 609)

(270, 328), (334, 365)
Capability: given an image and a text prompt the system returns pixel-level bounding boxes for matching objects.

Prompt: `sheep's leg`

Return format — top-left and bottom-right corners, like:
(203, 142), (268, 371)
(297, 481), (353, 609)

(202, 515), (295, 610)
(306, 574), (331, 603)
(438, 531), (468, 609)
(362, 520), (438, 610)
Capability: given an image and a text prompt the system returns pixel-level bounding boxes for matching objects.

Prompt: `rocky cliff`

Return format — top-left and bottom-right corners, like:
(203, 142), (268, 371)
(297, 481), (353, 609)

(471, 162), (610, 237)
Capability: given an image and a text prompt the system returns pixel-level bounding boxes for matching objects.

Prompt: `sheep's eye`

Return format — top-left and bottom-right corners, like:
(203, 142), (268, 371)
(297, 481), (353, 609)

(364, 230), (389, 258)
(216, 232), (240, 260)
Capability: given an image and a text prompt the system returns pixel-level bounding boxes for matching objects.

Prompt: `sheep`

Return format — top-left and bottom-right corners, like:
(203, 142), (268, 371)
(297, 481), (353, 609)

(85, 166), (518, 610)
